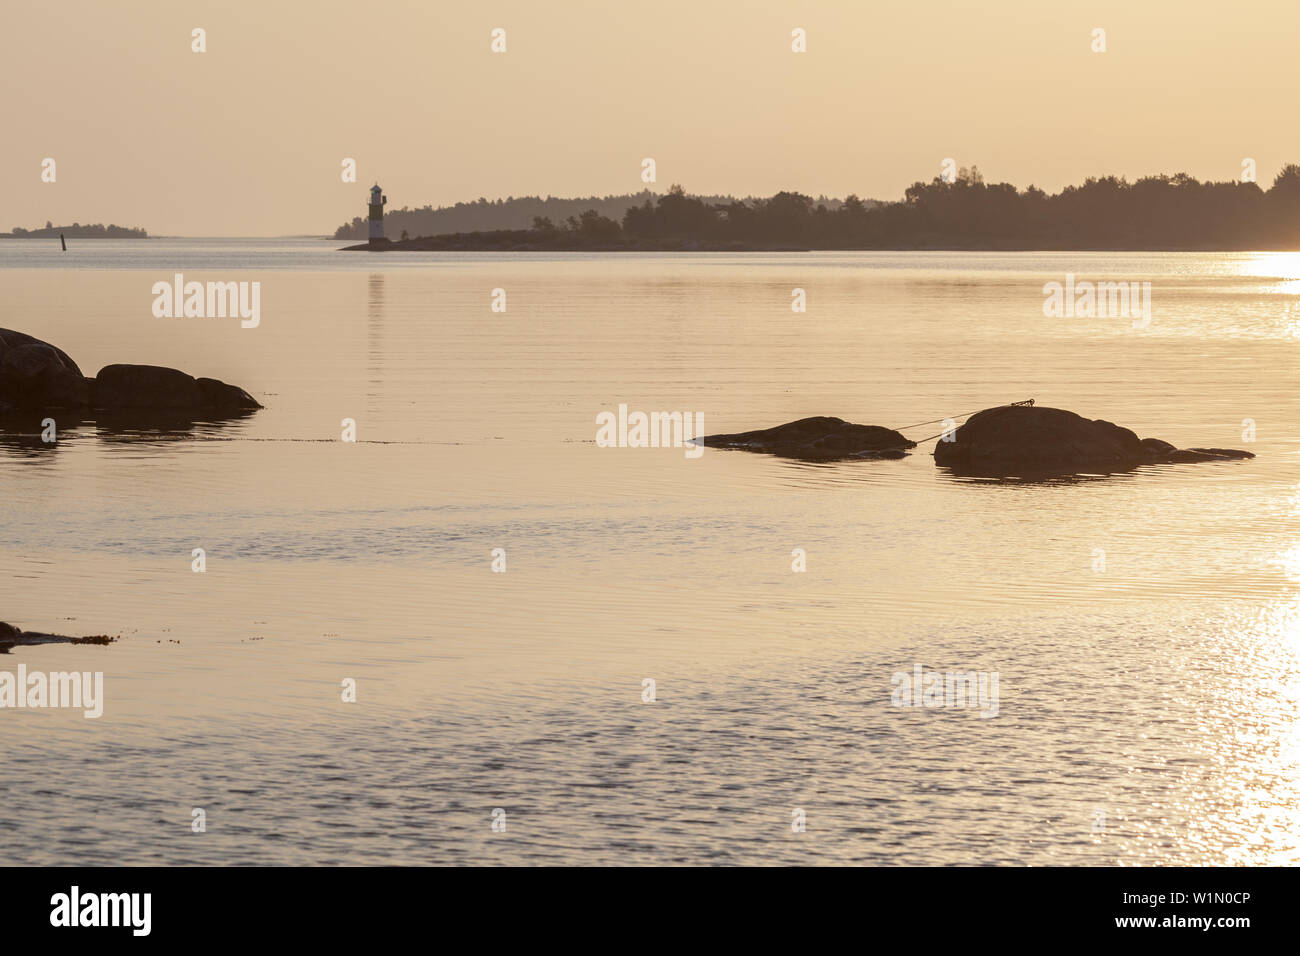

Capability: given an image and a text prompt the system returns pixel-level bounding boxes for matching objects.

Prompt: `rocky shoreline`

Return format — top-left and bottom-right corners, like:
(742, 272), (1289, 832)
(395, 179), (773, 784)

(0, 328), (262, 420)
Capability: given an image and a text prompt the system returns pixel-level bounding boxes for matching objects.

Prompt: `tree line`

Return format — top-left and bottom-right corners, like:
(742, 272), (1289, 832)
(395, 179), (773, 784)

(6, 221), (148, 239)
(333, 190), (757, 240)
(361, 166), (1300, 249)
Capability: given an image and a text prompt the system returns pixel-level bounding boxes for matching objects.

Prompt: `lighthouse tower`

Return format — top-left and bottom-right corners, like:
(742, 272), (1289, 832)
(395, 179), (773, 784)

(367, 183), (388, 248)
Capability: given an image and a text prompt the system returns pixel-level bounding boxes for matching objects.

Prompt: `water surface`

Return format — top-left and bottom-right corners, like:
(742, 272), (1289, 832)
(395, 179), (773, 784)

(1, 241), (1297, 864)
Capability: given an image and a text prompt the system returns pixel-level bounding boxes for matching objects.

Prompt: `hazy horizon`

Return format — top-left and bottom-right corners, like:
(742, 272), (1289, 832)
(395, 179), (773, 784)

(5, 0), (1300, 236)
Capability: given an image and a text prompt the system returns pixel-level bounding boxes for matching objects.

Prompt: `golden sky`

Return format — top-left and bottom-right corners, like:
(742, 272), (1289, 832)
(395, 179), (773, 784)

(2, 0), (1296, 236)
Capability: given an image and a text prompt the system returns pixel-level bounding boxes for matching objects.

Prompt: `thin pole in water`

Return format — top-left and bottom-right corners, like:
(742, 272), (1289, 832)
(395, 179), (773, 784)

(60, 233), (66, 251)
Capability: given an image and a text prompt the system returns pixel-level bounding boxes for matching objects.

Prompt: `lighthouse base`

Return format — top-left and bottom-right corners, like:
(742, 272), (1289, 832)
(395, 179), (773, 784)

(367, 236), (393, 250)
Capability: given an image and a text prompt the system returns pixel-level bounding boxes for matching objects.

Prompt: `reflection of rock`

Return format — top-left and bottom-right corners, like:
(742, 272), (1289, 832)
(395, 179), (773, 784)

(0, 620), (116, 654)
(700, 416), (917, 460)
(0, 329), (262, 420)
(934, 404), (1255, 476)
(0, 415), (73, 455)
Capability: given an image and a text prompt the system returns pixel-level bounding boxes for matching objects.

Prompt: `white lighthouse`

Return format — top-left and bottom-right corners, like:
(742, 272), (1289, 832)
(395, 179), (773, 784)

(367, 183), (388, 247)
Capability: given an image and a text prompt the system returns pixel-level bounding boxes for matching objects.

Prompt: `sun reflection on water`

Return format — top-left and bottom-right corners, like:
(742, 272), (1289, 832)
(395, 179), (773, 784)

(1238, 252), (1300, 281)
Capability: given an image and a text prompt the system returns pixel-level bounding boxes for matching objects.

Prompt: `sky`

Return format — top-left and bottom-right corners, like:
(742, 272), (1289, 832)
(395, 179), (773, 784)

(3, 0), (1298, 236)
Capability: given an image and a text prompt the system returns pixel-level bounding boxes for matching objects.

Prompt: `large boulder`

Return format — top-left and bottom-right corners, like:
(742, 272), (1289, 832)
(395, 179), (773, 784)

(935, 404), (1254, 475)
(94, 364), (202, 409)
(94, 366), (262, 417)
(700, 416), (917, 460)
(0, 328), (82, 375)
(0, 329), (88, 409)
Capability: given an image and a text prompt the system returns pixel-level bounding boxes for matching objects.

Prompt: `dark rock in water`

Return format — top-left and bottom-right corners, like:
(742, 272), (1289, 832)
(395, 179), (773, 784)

(95, 363), (202, 409)
(0, 329), (262, 420)
(1164, 447), (1256, 463)
(0, 328), (83, 375)
(1139, 437), (1177, 456)
(0, 620), (116, 653)
(935, 405), (1140, 473)
(4, 343), (63, 381)
(700, 416), (917, 460)
(934, 404), (1254, 476)
(0, 331), (89, 409)
(196, 376), (263, 411)
(92, 368), (263, 423)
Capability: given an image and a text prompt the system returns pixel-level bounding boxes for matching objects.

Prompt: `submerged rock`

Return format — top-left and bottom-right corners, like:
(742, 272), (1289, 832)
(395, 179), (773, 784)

(1138, 436), (1253, 463)
(0, 329), (262, 418)
(0, 620), (116, 653)
(934, 404), (1254, 476)
(700, 416), (917, 460)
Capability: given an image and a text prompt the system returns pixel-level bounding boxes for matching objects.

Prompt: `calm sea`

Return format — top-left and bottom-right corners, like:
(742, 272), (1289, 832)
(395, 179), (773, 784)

(1, 239), (1297, 864)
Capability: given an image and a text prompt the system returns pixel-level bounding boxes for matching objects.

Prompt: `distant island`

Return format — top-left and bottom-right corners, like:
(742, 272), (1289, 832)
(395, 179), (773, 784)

(343, 165), (1300, 252)
(3, 222), (148, 239)
(345, 227), (806, 252)
(331, 190), (865, 240)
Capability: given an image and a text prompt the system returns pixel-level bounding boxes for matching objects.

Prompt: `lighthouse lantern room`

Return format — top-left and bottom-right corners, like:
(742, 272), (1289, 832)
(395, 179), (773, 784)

(368, 184), (388, 246)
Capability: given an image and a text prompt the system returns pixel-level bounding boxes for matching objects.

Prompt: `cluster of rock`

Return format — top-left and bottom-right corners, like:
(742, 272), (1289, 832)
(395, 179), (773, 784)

(0, 328), (261, 418)
(703, 405), (1253, 476)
